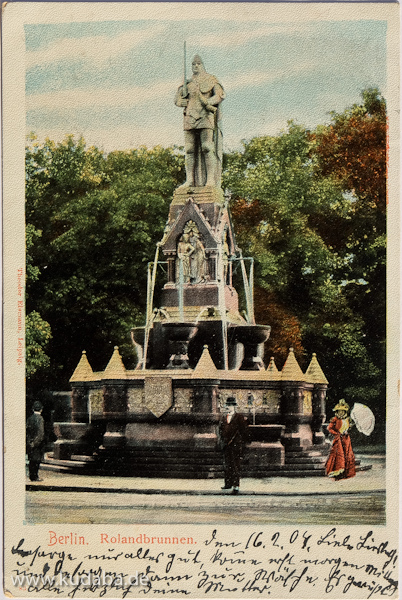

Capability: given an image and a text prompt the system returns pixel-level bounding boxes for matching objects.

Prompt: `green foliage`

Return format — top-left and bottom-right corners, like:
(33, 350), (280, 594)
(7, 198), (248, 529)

(313, 89), (386, 414)
(225, 98), (385, 414)
(26, 223), (41, 285)
(26, 89), (385, 425)
(26, 311), (52, 378)
(225, 123), (350, 317)
(26, 136), (184, 388)
(25, 222), (52, 378)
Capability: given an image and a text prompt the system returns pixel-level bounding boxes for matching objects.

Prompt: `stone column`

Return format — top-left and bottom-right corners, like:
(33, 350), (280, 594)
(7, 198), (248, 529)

(191, 380), (220, 450)
(102, 382), (127, 447)
(53, 383), (90, 460)
(71, 384), (90, 423)
(167, 256), (176, 284)
(208, 252), (217, 281)
(280, 383), (311, 449)
(191, 381), (220, 413)
(311, 383), (328, 445)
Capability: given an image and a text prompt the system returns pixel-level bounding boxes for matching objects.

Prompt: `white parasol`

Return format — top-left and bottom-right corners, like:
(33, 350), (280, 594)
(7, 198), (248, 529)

(350, 403), (375, 436)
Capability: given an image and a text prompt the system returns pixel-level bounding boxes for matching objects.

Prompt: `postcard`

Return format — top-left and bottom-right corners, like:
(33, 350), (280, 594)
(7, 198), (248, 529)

(2, 2), (399, 598)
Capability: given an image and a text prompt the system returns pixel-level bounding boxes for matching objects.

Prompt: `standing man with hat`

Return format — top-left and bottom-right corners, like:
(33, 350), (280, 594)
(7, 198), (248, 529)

(219, 397), (250, 494)
(326, 399), (356, 480)
(26, 401), (45, 482)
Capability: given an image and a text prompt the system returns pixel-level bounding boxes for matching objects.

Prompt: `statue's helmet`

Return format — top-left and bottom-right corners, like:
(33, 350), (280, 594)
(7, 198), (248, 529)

(192, 55), (205, 68)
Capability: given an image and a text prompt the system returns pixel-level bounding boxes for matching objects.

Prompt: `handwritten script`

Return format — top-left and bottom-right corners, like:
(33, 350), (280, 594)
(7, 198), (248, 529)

(8, 528), (398, 598)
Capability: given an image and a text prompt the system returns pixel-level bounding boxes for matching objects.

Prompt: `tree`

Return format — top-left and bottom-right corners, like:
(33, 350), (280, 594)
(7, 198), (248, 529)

(313, 88), (386, 419)
(26, 136), (185, 389)
(313, 87), (386, 212)
(25, 223), (52, 380)
(224, 118), (384, 422)
(26, 311), (52, 378)
(26, 88), (386, 437)
(224, 124), (349, 354)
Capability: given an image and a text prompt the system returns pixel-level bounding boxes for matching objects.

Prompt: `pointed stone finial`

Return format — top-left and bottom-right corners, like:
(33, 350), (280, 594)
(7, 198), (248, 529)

(70, 350), (94, 382)
(103, 346), (127, 379)
(281, 347), (304, 381)
(305, 353), (329, 384)
(193, 345), (218, 377)
(265, 356), (280, 381)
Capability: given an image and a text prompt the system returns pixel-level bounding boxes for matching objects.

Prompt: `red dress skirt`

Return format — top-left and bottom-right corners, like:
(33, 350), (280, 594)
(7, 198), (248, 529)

(325, 417), (356, 479)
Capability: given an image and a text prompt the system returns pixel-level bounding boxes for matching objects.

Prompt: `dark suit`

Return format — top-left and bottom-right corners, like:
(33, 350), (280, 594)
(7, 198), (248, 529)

(219, 412), (250, 488)
(26, 411), (45, 481)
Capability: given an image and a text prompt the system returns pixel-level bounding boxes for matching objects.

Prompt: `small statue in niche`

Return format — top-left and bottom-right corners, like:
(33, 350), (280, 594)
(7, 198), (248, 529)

(176, 233), (194, 283)
(176, 220), (207, 284)
(189, 231), (206, 283)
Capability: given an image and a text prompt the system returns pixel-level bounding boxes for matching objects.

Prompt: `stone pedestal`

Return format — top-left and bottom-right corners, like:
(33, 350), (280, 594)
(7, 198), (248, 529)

(245, 424), (285, 468)
(169, 186), (225, 218)
(102, 382), (127, 447)
(52, 422), (92, 460)
(60, 171), (330, 477)
(280, 384), (313, 449)
(102, 422), (127, 448)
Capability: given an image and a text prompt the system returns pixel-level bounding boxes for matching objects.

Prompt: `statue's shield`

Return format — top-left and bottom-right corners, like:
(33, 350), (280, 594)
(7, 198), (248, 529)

(144, 377), (173, 418)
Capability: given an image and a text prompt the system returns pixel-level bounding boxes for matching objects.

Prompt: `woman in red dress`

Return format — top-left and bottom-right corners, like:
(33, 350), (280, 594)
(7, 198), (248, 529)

(326, 399), (356, 480)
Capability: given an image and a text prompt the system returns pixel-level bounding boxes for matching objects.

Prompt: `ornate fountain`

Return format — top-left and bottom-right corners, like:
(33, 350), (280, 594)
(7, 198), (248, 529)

(50, 53), (329, 477)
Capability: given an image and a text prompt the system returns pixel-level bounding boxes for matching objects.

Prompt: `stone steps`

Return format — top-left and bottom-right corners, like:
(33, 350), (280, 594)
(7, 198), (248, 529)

(285, 450), (327, 458)
(70, 455), (96, 462)
(282, 456), (327, 465)
(42, 458), (93, 473)
(280, 462), (325, 471)
(43, 440), (365, 479)
(284, 444), (330, 453)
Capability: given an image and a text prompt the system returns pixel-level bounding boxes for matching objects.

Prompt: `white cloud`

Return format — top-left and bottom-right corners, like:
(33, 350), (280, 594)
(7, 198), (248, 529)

(225, 62), (316, 91)
(26, 25), (167, 69)
(26, 62), (316, 112)
(26, 79), (175, 111)
(192, 23), (314, 49)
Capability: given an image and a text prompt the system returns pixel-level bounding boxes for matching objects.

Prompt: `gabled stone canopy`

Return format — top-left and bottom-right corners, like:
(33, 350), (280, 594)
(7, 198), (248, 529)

(162, 198), (217, 253)
(161, 198), (237, 256)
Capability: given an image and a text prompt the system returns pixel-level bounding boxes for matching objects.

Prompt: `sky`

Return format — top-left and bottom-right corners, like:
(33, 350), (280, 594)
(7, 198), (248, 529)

(25, 17), (387, 153)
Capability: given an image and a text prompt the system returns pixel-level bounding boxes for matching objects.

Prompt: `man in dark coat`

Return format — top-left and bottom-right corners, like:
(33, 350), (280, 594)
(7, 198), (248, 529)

(219, 397), (250, 494)
(26, 401), (45, 481)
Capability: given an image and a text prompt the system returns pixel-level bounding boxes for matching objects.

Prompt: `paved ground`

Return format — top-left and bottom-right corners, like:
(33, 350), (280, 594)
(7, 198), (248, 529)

(26, 455), (385, 525)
